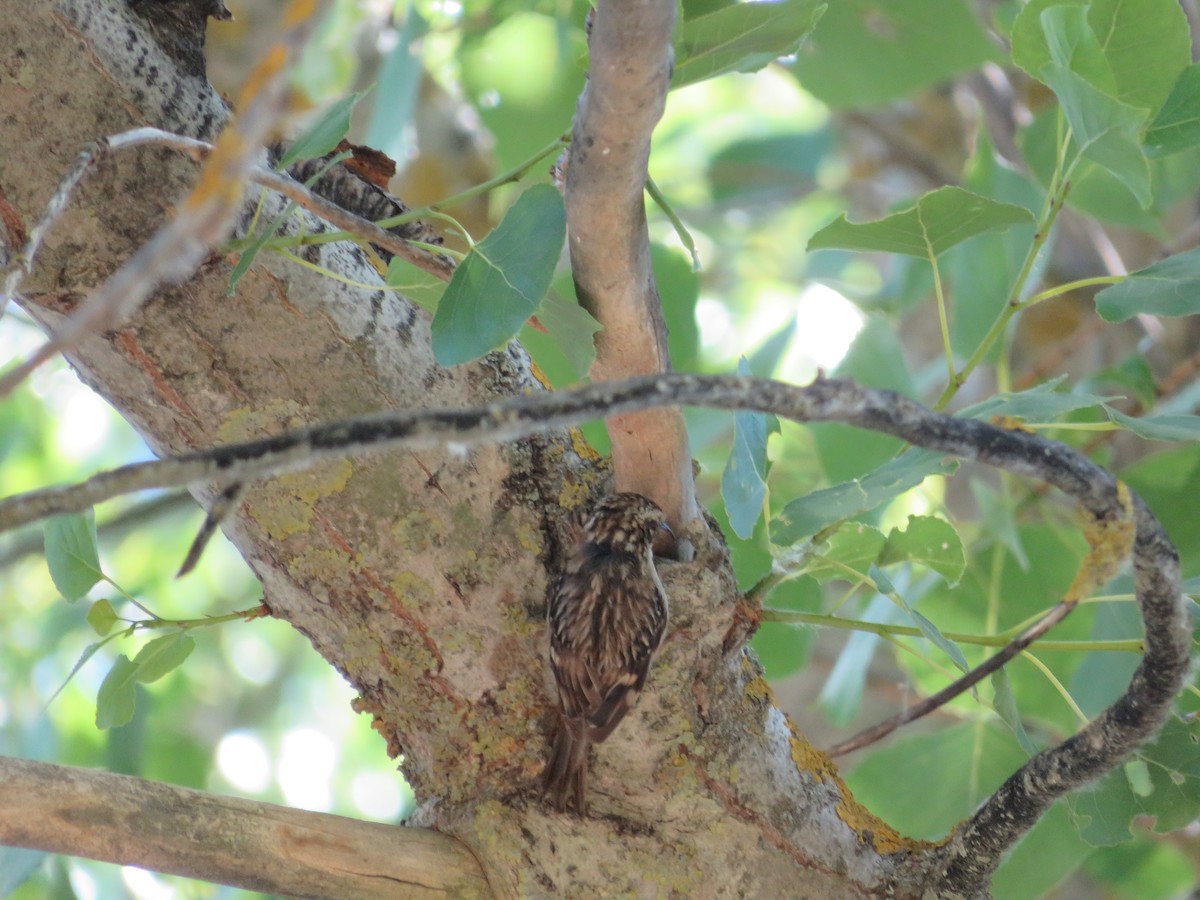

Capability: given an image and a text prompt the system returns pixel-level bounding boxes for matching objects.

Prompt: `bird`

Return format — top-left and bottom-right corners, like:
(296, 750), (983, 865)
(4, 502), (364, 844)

(544, 492), (671, 814)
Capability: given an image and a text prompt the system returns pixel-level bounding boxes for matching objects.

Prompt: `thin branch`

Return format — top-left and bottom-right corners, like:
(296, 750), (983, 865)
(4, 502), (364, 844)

(0, 373), (1187, 893)
(0, 755), (490, 899)
(825, 600), (1076, 757)
(566, 0), (698, 535)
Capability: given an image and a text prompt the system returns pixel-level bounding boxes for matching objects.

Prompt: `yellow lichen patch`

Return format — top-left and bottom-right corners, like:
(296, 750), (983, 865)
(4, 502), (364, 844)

(217, 401), (306, 443)
(248, 459), (354, 540)
(516, 521), (544, 555)
(287, 544), (352, 582)
(392, 507), (442, 551)
(391, 571), (434, 611)
(557, 478), (591, 510)
(787, 725), (938, 855)
(744, 675), (776, 706)
(530, 360), (553, 390)
(1065, 481), (1135, 604)
(569, 426), (602, 462)
(835, 793), (938, 854)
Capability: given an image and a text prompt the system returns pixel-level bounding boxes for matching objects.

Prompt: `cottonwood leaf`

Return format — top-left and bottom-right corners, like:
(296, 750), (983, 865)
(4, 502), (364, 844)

(431, 184), (565, 366)
(44, 511), (102, 601)
(673, 0), (825, 89)
(1095, 247), (1200, 321)
(807, 187), (1033, 259)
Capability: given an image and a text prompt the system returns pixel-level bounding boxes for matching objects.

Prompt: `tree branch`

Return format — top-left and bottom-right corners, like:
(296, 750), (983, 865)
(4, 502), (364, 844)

(566, 0), (699, 535)
(1, 374), (1188, 888)
(0, 755), (490, 899)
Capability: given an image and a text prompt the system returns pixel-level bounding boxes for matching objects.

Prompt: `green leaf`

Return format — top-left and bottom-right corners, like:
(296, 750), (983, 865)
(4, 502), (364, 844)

(1070, 716), (1200, 845)
(672, 0), (826, 89)
(1095, 247), (1200, 322)
(132, 632), (196, 684)
(751, 574), (822, 679)
(87, 599), (118, 636)
(44, 511), (102, 601)
(807, 187), (1034, 259)
(845, 722), (1028, 839)
(1105, 407), (1200, 442)
(431, 184), (566, 366)
(959, 378), (1111, 424)
(789, 0), (1001, 109)
(772, 449), (957, 544)
(1013, 0), (1189, 114)
(1085, 0), (1189, 113)
(803, 523), (886, 584)
(879, 515), (965, 585)
(1145, 64), (1200, 155)
(385, 255), (447, 312)
(1041, 63), (1151, 207)
(534, 289), (601, 380)
(722, 358), (777, 539)
(277, 92), (363, 169)
(95, 655), (139, 730)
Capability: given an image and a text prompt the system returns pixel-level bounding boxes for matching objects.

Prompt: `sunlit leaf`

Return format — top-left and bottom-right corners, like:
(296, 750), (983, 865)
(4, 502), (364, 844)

(803, 523), (885, 583)
(879, 515), (965, 585)
(807, 187), (1034, 259)
(44, 511), (102, 601)
(772, 449), (957, 544)
(431, 184), (565, 366)
(87, 599), (118, 637)
(535, 289), (601, 380)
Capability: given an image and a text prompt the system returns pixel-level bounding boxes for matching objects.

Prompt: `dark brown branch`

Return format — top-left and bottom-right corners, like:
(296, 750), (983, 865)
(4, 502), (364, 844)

(566, 0), (699, 534)
(0, 755), (491, 899)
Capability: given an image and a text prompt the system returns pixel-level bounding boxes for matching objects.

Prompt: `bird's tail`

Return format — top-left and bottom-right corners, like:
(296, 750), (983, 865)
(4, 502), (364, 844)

(544, 717), (590, 814)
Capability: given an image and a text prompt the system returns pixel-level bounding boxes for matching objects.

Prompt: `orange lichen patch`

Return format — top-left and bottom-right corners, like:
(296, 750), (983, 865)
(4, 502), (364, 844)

(1065, 481), (1135, 604)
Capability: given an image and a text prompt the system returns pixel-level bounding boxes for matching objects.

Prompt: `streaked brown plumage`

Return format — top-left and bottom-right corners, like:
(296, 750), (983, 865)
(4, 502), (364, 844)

(544, 492), (670, 813)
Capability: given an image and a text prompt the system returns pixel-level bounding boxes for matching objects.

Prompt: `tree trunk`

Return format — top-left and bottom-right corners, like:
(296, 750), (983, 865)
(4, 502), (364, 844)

(11, 2), (1177, 897)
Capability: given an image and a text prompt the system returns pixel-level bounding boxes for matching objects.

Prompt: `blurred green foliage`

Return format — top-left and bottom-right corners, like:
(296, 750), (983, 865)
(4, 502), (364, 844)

(6, 0), (1200, 896)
